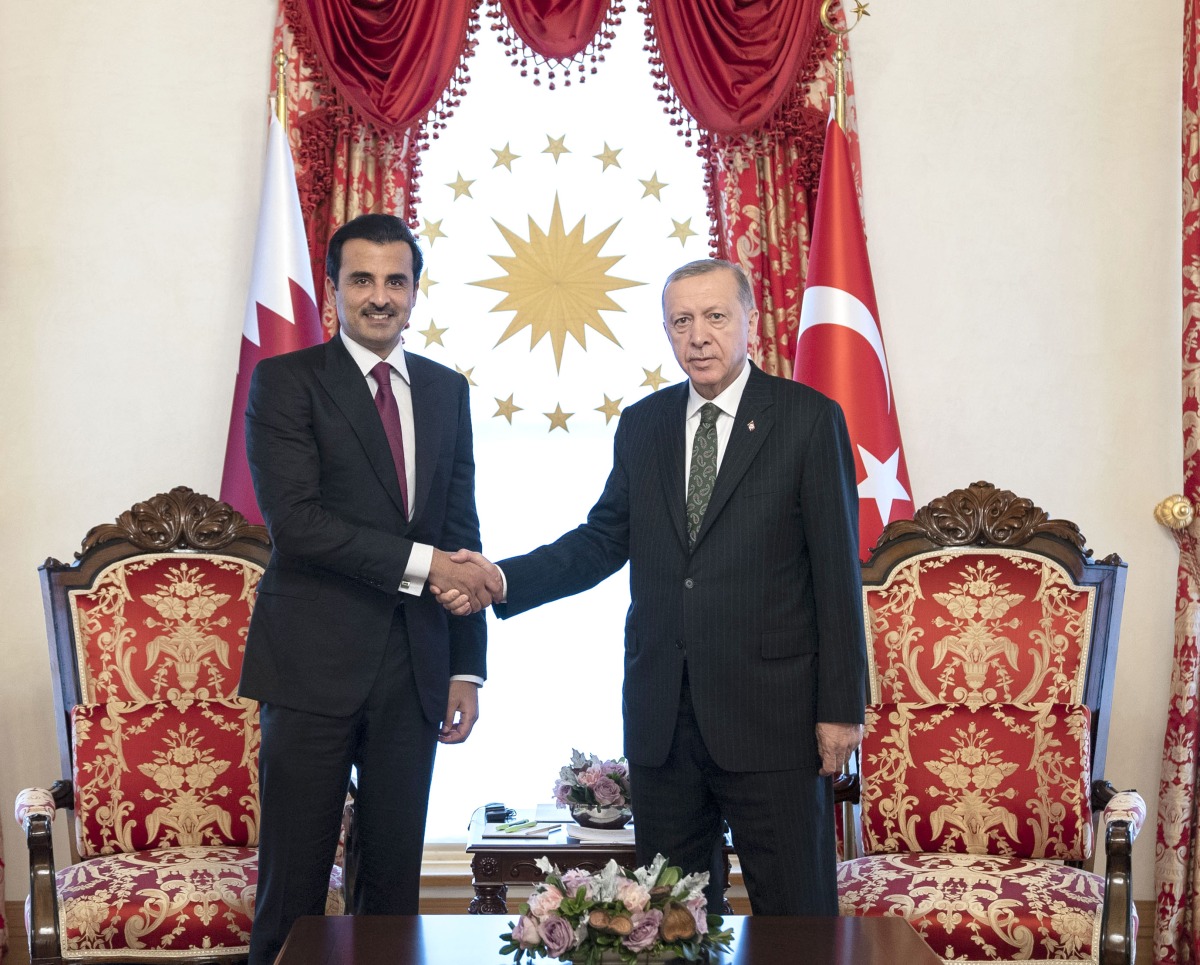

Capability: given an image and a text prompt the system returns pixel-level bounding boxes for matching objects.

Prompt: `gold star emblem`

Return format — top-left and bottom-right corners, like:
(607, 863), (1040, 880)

(668, 217), (698, 246)
(641, 366), (669, 391)
(447, 172), (475, 200)
(544, 404), (573, 432)
(455, 364), (477, 387)
(418, 321), (448, 347)
(594, 142), (622, 171)
(419, 271), (438, 297)
(471, 195), (642, 371)
(492, 142), (520, 171)
(639, 172), (668, 200)
(853, 1), (870, 18)
(595, 394), (623, 424)
(493, 394), (522, 424)
(420, 218), (447, 245)
(543, 135), (570, 163)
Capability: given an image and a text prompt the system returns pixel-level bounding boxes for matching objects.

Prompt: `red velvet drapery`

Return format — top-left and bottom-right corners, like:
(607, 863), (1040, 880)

(275, 0), (853, 372)
(646, 0), (823, 136)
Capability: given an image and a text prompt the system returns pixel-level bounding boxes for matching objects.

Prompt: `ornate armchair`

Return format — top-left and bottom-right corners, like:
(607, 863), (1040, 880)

(837, 482), (1143, 964)
(15, 488), (345, 965)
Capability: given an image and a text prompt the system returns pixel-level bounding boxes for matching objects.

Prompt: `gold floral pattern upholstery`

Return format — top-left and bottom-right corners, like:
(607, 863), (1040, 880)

(859, 703), (1093, 861)
(838, 853), (1116, 964)
(68, 555), (258, 705)
(839, 483), (1137, 964)
(72, 698), (259, 857)
(865, 551), (1094, 708)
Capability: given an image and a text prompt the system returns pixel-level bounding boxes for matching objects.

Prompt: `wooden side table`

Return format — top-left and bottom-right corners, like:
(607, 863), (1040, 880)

(465, 810), (732, 914)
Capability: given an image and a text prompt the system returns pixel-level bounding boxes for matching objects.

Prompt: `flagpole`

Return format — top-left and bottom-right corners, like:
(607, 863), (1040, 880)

(819, 0), (870, 130)
(275, 50), (287, 128)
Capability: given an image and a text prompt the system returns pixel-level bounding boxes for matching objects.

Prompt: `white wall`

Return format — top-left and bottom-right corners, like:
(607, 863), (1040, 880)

(0, 0), (1181, 902)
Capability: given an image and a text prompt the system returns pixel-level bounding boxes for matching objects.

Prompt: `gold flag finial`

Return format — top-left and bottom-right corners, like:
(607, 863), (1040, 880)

(275, 49), (287, 128)
(820, 0), (869, 131)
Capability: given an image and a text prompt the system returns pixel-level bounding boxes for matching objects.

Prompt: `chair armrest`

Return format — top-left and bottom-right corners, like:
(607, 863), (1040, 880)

(1093, 785), (1143, 965)
(15, 783), (69, 963)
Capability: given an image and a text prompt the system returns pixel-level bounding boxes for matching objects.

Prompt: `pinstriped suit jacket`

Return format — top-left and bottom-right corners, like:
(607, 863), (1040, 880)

(498, 364), (867, 772)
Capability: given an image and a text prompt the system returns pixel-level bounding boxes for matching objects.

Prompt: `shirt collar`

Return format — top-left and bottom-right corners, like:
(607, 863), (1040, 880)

(339, 328), (411, 384)
(686, 360), (751, 421)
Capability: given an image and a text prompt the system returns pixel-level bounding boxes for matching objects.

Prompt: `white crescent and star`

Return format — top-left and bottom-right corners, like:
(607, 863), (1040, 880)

(796, 285), (891, 412)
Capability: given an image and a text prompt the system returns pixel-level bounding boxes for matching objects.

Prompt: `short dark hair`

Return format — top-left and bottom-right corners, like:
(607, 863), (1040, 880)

(326, 214), (424, 287)
(662, 259), (754, 315)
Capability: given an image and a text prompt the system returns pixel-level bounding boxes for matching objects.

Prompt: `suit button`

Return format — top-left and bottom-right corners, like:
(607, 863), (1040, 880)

(684, 578), (694, 589)
(675, 640), (685, 650)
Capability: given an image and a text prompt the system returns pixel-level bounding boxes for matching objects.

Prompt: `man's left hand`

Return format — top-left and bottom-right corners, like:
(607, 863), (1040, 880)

(816, 721), (864, 776)
(439, 679), (480, 744)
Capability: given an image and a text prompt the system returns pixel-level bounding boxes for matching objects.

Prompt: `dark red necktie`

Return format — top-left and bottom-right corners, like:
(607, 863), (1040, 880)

(370, 361), (410, 519)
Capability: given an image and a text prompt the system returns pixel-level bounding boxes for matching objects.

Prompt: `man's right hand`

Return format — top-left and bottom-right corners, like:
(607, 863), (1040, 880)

(429, 549), (503, 615)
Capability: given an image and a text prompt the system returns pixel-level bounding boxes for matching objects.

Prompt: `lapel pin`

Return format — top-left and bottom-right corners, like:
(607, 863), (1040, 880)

(747, 420), (756, 432)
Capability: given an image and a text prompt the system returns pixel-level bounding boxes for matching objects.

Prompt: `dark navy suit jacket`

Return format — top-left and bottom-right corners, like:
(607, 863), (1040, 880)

(239, 334), (486, 723)
(498, 364), (865, 772)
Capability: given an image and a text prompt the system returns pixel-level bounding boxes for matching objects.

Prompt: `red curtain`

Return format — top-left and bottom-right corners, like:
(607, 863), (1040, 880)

(646, 0), (823, 136)
(499, 0), (614, 61)
(1154, 0), (1200, 959)
(292, 0), (476, 134)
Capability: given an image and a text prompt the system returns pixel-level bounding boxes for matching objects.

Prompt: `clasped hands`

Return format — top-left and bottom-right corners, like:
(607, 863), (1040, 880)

(429, 549), (502, 615)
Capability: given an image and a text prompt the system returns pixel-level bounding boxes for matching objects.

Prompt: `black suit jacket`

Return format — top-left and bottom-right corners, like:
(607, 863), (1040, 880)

(498, 365), (865, 772)
(239, 335), (486, 722)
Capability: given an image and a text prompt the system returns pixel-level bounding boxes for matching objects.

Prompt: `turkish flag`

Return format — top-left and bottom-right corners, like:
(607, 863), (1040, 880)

(794, 114), (914, 559)
(220, 114), (323, 524)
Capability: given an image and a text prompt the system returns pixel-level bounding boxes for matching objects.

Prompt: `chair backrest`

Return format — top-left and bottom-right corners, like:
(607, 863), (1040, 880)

(856, 481), (1126, 861)
(39, 488), (270, 860)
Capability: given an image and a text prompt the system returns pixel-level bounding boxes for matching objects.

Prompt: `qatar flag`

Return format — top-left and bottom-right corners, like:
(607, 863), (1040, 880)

(794, 114), (913, 559)
(220, 113), (323, 524)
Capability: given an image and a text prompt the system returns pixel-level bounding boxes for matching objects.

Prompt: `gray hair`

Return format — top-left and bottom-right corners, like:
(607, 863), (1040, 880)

(661, 259), (754, 315)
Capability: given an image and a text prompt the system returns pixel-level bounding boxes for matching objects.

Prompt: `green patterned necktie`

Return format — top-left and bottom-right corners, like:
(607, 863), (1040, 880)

(685, 402), (721, 545)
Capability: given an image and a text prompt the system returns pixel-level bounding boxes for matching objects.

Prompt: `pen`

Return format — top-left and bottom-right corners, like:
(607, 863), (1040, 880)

(501, 819), (537, 833)
(523, 824), (562, 836)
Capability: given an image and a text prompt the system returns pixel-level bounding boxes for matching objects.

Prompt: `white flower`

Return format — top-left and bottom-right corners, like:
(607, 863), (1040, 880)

(534, 856), (560, 876)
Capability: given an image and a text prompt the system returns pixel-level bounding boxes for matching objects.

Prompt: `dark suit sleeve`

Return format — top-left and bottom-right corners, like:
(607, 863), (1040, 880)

(245, 356), (415, 591)
(496, 419), (633, 618)
(801, 400), (868, 725)
(438, 374), (487, 678)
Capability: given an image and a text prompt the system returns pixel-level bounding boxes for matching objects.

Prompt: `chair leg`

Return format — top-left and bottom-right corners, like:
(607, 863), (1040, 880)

(1098, 820), (1133, 965)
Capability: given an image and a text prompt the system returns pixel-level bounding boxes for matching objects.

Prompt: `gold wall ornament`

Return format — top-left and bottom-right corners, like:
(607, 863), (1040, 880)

(1155, 494), (1196, 531)
(275, 49), (287, 127)
(819, 0), (870, 131)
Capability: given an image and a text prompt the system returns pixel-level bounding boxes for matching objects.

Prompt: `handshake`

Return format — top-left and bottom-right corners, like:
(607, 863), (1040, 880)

(429, 549), (503, 615)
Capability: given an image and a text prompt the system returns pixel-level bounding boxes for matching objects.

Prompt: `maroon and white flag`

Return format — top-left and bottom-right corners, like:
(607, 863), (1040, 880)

(794, 114), (914, 559)
(220, 114), (322, 524)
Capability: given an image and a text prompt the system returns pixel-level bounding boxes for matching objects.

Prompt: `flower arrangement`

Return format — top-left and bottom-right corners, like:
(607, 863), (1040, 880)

(553, 749), (631, 810)
(499, 854), (734, 964)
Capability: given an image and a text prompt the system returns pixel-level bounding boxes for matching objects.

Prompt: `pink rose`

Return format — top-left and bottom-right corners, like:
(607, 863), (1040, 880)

(561, 868), (593, 898)
(592, 776), (624, 806)
(538, 914), (577, 957)
(686, 896), (709, 936)
(622, 909), (664, 953)
(527, 885), (564, 919)
(602, 759), (628, 778)
(616, 878), (651, 913)
(553, 781), (573, 806)
(578, 767), (603, 787)
(511, 914), (542, 948)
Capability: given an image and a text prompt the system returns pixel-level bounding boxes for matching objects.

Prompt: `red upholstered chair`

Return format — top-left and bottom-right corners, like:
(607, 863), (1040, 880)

(837, 482), (1143, 965)
(15, 488), (346, 965)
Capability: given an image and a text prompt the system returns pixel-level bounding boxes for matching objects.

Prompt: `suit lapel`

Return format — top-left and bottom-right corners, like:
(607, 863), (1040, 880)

(406, 352), (442, 523)
(692, 365), (775, 549)
(654, 383), (690, 550)
(316, 336), (409, 520)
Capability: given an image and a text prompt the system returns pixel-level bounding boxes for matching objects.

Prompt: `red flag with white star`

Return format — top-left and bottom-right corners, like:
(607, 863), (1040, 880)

(794, 114), (913, 559)
(220, 114), (323, 524)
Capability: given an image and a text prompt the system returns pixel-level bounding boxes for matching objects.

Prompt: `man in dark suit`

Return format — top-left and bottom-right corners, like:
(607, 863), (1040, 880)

(438, 259), (867, 915)
(240, 214), (497, 965)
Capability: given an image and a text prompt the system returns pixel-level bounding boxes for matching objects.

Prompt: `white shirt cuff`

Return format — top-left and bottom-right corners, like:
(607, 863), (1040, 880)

(451, 675), (484, 687)
(400, 542), (433, 596)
